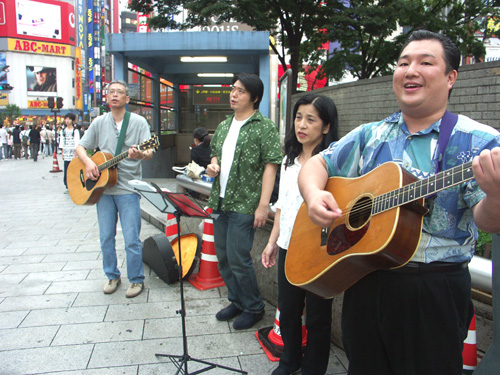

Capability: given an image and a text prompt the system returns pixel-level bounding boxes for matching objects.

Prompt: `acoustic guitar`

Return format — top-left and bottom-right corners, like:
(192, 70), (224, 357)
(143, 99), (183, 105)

(285, 160), (475, 298)
(67, 136), (159, 205)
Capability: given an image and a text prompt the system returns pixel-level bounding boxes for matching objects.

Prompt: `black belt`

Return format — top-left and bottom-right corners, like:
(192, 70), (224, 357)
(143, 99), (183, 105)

(384, 261), (468, 275)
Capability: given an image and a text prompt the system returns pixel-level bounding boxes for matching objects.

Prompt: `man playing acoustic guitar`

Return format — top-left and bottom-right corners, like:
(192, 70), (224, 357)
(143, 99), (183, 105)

(75, 80), (153, 298)
(298, 30), (500, 374)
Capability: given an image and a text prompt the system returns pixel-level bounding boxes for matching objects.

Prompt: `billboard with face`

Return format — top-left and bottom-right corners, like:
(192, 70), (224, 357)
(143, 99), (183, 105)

(26, 66), (57, 96)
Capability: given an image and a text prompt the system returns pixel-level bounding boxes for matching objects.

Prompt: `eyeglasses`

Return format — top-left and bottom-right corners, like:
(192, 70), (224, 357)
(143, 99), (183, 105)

(108, 89), (126, 95)
(231, 86), (247, 95)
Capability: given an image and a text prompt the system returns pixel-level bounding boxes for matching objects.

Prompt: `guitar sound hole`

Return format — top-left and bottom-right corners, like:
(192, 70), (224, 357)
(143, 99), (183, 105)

(348, 196), (372, 229)
(326, 196), (372, 256)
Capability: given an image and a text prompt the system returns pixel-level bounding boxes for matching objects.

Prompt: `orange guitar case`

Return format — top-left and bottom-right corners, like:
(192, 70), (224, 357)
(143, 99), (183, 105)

(142, 233), (201, 284)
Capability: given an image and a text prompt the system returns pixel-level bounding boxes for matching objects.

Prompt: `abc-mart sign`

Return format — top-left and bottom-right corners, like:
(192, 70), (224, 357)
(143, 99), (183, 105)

(8, 38), (71, 57)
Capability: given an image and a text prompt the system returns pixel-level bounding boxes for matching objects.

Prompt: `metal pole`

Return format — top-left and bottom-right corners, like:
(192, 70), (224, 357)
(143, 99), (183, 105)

(473, 233), (500, 374)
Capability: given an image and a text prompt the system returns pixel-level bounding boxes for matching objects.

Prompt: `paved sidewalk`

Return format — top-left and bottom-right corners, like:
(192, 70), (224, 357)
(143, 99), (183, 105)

(0, 155), (348, 375)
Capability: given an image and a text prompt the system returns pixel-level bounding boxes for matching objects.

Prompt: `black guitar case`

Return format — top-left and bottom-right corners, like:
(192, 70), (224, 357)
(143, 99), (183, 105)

(142, 233), (201, 284)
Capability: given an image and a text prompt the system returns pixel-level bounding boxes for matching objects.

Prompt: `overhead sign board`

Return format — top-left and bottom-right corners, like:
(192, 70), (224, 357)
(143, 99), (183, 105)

(193, 88), (231, 106)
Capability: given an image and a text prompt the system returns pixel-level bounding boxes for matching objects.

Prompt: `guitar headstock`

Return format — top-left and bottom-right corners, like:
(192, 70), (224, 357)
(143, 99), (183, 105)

(140, 136), (159, 152)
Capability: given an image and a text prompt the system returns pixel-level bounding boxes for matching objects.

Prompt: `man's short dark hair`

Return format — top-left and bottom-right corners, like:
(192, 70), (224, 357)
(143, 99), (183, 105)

(401, 30), (460, 74)
(232, 73), (264, 110)
(64, 113), (76, 121)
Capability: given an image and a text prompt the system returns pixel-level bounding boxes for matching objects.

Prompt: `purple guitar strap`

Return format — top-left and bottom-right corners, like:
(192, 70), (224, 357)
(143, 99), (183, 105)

(435, 110), (459, 174)
(425, 110), (459, 205)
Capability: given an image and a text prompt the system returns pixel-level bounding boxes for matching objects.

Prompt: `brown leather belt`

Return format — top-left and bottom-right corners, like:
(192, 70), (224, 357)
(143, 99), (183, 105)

(385, 261), (468, 275)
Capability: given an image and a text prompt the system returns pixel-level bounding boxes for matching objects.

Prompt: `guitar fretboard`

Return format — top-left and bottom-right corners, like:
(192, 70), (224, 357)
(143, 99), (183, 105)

(98, 149), (131, 172)
(96, 138), (157, 173)
(373, 161), (474, 215)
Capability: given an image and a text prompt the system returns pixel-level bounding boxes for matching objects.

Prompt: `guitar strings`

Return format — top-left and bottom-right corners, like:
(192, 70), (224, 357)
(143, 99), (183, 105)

(334, 162), (472, 221)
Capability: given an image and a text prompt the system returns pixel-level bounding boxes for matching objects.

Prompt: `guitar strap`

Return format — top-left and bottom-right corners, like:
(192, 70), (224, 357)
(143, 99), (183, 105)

(426, 110), (459, 207)
(114, 111), (130, 156)
(435, 110), (458, 174)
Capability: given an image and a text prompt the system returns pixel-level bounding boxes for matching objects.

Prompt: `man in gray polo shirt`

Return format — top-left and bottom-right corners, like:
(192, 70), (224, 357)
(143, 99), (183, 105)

(75, 80), (153, 298)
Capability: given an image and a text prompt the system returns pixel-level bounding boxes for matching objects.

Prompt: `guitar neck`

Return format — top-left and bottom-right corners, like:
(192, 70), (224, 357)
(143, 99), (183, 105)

(97, 144), (148, 173)
(373, 161), (474, 215)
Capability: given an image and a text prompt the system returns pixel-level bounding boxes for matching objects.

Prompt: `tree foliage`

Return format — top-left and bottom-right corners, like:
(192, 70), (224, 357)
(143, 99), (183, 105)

(310, 0), (500, 81)
(129, 0), (500, 88)
(3, 104), (21, 124)
(129, 0), (343, 93)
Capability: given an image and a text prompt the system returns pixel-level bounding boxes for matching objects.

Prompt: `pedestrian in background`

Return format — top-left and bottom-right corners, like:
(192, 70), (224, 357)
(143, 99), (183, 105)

(29, 125), (41, 162)
(206, 73), (282, 330)
(6, 130), (13, 159)
(12, 125), (22, 160)
(21, 125), (30, 159)
(40, 125), (47, 158)
(41, 125), (51, 158)
(0, 124), (7, 160)
(190, 127), (212, 168)
(46, 126), (54, 156)
(59, 113), (80, 191)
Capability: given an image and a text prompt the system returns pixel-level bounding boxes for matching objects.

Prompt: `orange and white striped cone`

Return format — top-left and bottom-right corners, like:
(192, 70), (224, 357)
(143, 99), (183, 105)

(49, 151), (62, 173)
(165, 213), (180, 242)
(255, 305), (307, 362)
(462, 312), (478, 374)
(189, 207), (225, 290)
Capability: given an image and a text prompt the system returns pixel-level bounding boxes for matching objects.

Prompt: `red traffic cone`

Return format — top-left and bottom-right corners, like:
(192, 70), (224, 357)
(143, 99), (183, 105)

(255, 305), (307, 362)
(49, 151), (62, 173)
(462, 312), (478, 374)
(165, 213), (180, 242)
(189, 207), (225, 290)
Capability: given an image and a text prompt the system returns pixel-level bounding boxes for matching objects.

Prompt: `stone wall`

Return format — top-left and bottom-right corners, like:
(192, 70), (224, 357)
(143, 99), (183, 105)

(292, 59), (500, 137)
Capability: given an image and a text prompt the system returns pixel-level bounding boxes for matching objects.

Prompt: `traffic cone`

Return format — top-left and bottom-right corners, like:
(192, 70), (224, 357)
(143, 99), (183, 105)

(165, 213), (180, 242)
(255, 305), (307, 362)
(49, 151), (62, 173)
(462, 312), (478, 374)
(188, 207), (225, 290)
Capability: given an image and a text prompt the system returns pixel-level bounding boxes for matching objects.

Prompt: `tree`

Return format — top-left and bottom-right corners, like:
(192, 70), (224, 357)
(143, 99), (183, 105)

(3, 104), (21, 125)
(308, 0), (500, 81)
(129, 0), (499, 89)
(128, 0), (343, 93)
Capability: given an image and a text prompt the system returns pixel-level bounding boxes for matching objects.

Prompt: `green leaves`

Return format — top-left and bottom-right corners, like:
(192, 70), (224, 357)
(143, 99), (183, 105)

(128, 0), (500, 87)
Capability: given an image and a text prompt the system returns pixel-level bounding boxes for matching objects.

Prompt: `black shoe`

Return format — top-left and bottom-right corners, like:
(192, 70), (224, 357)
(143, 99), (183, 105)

(216, 303), (242, 321)
(232, 309), (265, 330)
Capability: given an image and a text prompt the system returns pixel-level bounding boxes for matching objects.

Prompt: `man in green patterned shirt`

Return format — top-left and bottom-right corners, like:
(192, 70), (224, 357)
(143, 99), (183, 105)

(206, 73), (282, 330)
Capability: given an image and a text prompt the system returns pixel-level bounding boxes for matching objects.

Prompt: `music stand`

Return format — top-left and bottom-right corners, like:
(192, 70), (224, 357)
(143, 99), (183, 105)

(129, 180), (247, 375)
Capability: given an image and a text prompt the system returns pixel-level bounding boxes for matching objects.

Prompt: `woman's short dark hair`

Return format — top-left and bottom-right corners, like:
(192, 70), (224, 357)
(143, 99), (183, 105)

(232, 73), (264, 110)
(193, 127), (211, 147)
(284, 94), (339, 167)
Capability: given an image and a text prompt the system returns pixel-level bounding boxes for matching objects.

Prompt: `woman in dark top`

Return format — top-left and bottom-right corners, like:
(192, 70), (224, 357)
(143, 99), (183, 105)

(190, 127), (212, 168)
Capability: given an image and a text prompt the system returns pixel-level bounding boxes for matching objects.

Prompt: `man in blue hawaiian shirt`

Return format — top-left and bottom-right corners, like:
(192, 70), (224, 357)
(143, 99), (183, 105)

(299, 30), (500, 375)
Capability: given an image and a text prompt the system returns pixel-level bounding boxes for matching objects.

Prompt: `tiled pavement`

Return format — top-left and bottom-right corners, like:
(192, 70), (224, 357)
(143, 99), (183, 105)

(0, 155), (348, 375)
